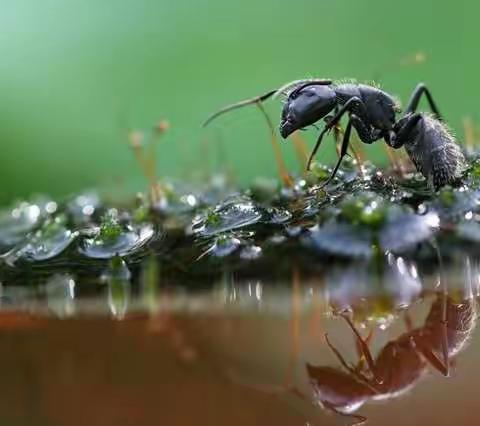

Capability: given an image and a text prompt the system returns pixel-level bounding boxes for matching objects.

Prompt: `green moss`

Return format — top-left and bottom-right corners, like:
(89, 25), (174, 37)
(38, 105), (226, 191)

(99, 210), (122, 241)
(340, 193), (387, 229)
(438, 186), (455, 207)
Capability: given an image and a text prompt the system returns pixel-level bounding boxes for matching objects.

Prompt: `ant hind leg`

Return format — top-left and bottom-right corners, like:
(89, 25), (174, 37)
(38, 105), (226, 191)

(405, 83), (442, 120)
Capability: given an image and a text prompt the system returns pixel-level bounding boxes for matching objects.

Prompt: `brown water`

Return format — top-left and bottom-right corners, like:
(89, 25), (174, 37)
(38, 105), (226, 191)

(0, 257), (479, 426)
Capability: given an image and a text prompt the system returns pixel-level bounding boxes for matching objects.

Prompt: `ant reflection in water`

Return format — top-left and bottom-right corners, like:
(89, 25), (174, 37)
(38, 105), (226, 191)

(229, 256), (478, 426)
(309, 259), (477, 425)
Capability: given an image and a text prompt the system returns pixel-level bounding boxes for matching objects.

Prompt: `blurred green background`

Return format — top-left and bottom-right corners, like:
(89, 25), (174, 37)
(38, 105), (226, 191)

(0, 0), (475, 204)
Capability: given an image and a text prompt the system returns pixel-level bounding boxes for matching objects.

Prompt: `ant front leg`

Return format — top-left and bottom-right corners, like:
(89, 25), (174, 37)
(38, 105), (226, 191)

(306, 97), (364, 170)
(388, 113), (423, 149)
(405, 83), (442, 120)
(342, 316), (383, 384)
(349, 114), (384, 144)
(317, 118), (354, 188)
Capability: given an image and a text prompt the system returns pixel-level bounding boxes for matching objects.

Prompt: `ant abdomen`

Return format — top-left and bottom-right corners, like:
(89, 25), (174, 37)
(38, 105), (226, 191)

(400, 114), (467, 189)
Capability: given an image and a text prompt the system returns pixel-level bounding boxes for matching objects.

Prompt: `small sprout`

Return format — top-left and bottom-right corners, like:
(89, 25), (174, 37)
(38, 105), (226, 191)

(155, 119), (170, 134)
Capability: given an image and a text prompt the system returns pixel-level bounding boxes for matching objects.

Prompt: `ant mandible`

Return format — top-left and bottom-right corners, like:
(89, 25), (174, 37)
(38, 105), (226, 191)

(204, 80), (465, 189)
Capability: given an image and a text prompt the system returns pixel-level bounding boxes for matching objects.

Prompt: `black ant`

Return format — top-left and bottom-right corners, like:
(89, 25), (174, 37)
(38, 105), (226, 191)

(204, 80), (466, 189)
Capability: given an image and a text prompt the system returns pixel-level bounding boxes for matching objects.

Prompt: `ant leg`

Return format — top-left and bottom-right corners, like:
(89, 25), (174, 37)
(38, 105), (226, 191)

(306, 97), (363, 170)
(415, 342), (450, 377)
(203, 89), (278, 127)
(317, 118), (353, 188)
(354, 329), (374, 372)
(405, 83), (442, 120)
(324, 333), (357, 374)
(349, 115), (383, 145)
(342, 316), (382, 384)
(389, 113), (423, 149)
(324, 333), (380, 393)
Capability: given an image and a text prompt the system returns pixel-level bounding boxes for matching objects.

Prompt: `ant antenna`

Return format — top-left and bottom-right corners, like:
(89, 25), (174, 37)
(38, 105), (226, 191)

(203, 89), (278, 127)
(203, 79), (334, 127)
(128, 121), (169, 204)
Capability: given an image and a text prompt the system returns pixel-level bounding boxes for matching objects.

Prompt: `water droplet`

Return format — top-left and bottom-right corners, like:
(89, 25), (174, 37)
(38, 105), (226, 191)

(192, 196), (263, 236)
(0, 200), (50, 253)
(8, 215), (77, 264)
(265, 207), (292, 224)
(198, 235), (241, 259)
(67, 192), (100, 224)
(79, 210), (154, 259)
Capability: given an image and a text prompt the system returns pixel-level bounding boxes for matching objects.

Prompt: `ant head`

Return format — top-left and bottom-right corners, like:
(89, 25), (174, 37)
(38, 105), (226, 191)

(306, 364), (372, 413)
(280, 84), (336, 138)
(368, 92), (401, 130)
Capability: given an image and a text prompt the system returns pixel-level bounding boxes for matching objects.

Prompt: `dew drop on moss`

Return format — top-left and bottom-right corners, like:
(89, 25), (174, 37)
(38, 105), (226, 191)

(79, 210), (154, 259)
(192, 196), (263, 237)
(8, 215), (77, 264)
